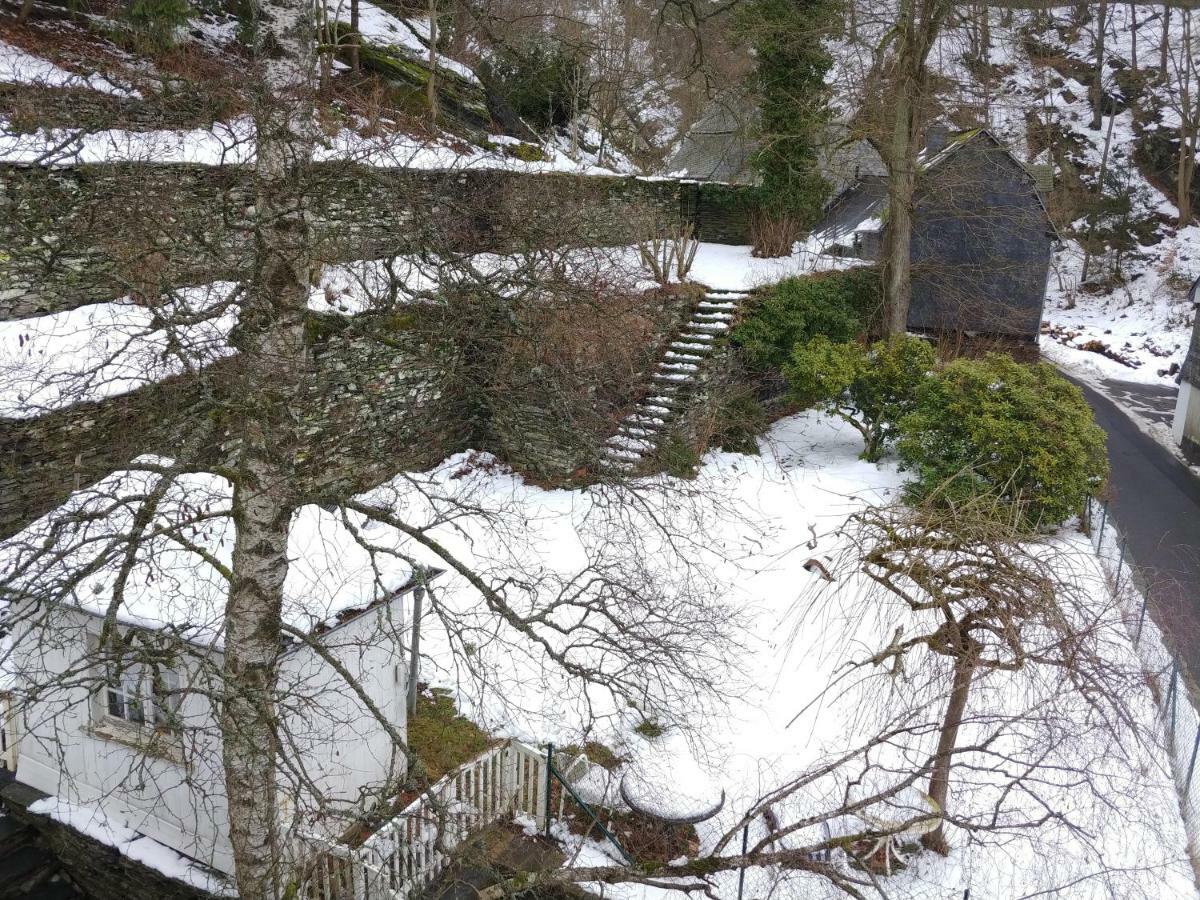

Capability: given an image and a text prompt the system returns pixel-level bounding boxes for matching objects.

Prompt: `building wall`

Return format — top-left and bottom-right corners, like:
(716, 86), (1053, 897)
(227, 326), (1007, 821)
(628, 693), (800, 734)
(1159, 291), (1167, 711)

(8, 592), (413, 876)
(909, 138), (1052, 340)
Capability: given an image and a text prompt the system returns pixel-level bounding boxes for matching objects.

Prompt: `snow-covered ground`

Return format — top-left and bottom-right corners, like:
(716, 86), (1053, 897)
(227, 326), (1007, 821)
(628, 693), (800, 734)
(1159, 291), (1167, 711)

(397, 413), (1194, 899)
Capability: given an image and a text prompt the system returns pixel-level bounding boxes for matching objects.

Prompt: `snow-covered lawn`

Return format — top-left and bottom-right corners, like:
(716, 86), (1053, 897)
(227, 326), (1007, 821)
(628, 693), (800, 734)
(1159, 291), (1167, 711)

(402, 413), (1195, 899)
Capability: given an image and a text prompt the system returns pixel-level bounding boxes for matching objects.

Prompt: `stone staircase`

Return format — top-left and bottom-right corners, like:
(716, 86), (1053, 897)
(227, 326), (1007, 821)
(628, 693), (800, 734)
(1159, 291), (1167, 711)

(601, 288), (750, 473)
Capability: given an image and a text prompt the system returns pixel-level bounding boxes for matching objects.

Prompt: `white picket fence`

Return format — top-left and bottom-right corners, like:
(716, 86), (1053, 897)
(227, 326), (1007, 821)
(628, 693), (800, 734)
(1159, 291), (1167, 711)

(294, 739), (549, 900)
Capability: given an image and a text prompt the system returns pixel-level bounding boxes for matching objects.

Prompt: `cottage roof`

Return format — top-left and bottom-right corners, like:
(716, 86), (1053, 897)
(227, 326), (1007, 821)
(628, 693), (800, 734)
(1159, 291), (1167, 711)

(0, 460), (418, 650)
(810, 128), (1053, 249)
(666, 101), (758, 184)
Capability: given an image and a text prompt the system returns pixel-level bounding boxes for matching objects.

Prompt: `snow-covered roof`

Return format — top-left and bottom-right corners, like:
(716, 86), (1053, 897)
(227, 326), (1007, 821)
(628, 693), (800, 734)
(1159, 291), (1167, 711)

(0, 461), (418, 650)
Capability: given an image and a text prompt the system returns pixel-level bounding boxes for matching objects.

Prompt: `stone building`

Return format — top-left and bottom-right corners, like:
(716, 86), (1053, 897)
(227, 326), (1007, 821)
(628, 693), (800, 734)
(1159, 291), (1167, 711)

(811, 128), (1056, 351)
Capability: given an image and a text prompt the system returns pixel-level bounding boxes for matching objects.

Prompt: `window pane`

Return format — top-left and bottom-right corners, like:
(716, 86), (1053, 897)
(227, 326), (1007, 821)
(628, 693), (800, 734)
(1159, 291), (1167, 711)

(107, 688), (124, 719)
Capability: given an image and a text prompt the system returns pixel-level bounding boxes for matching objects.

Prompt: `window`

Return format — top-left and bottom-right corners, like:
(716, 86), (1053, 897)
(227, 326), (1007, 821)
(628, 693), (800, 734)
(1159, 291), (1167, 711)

(100, 651), (182, 732)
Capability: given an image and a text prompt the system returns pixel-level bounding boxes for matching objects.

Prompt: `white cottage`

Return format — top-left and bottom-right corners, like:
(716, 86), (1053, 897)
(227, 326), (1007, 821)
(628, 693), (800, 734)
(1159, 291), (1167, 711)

(1, 464), (422, 879)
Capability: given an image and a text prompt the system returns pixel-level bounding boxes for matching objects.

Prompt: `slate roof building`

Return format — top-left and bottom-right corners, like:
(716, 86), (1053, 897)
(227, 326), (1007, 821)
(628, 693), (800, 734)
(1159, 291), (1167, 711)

(811, 127), (1056, 350)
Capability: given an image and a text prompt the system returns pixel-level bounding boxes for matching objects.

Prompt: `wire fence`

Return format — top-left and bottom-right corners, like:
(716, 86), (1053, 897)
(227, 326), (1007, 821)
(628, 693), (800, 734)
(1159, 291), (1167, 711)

(1085, 497), (1200, 866)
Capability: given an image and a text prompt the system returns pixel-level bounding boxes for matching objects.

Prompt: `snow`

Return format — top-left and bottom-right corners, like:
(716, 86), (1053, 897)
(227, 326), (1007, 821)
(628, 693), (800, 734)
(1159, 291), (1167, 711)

(27, 796), (235, 895)
(1, 465), (414, 649)
(0, 40), (139, 97)
(379, 412), (1194, 899)
(327, 0), (480, 83)
(0, 283), (240, 418)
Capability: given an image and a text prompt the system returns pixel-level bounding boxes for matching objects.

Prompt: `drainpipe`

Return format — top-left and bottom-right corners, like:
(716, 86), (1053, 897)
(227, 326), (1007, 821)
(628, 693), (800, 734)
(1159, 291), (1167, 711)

(406, 583), (425, 716)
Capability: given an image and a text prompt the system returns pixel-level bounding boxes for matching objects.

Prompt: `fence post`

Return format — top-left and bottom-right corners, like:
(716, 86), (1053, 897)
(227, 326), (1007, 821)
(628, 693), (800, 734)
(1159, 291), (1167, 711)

(544, 743), (554, 838)
(1135, 589), (1150, 646)
(737, 822), (749, 900)
(1114, 538), (1127, 594)
(1169, 661), (1181, 744)
(1097, 503), (1108, 547)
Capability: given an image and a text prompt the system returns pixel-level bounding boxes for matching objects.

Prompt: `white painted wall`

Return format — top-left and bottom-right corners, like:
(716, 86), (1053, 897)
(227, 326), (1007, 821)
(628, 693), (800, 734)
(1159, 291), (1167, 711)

(9, 592), (411, 876)
(1173, 380), (1200, 450)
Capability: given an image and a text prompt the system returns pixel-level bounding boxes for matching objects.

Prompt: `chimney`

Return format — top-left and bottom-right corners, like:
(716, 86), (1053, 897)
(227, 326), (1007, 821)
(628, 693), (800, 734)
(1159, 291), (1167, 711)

(925, 124), (950, 154)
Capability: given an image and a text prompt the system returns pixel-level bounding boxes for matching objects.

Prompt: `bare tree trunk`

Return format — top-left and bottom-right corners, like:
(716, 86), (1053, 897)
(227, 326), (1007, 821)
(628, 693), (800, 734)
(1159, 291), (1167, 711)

(877, 0), (952, 335)
(1180, 129), (1196, 226)
(1081, 108), (1117, 281)
(1130, 3), (1138, 70)
(1161, 6), (1171, 78)
(428, 0), (439, 124)
(1091, 0), (1108, 130)
(350, 0), (361, 71)
(222, 1), (318, 897)
(923, 636), (976, 855)
(222, 486), (291, 900)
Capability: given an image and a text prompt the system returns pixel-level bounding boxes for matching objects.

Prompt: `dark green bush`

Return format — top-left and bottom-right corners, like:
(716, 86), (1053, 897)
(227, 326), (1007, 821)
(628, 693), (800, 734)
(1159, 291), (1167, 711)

(785, 335), (934, 461)
(124, 0), (191, 49)
(733, 267), (881, 373)
(896, 355), (1108, 529)
(480, 42), (585, 130)
(709, 387), (768, 455)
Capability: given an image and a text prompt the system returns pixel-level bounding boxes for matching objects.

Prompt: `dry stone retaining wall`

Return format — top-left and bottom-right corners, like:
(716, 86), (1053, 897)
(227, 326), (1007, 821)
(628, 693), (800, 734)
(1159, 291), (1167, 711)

(0, 162), (756, 319)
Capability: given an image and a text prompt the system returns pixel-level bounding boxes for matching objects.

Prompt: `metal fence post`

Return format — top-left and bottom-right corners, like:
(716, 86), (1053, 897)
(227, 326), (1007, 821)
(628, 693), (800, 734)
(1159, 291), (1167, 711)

(1169, 662), (1180, 744)
(737, 822), (749, 900)
(1097, 503), (1108, 547)
(544, 743), (554, 838)
(1135, 588), (1150, 646)
(1114, 538), (1127, 593)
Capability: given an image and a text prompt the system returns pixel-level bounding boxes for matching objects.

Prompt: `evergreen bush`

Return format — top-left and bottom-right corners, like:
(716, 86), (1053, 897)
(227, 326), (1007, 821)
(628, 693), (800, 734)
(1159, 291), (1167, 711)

(124, 0), (191, 50)
(480, 42), (584, 130)
(785, 334), (934, 461)
(896, 355), (1108, 529)
(732, 267), (881, 373)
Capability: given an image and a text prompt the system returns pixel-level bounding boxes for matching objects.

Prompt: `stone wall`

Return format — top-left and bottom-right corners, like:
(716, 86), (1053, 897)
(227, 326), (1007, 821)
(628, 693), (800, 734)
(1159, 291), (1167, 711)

(0, 162), (758, 319)
(0, 316), (466, 540)
(0, 778), (221, 900)
(0, 162), (685, 319)
(680, 181), (756, 246)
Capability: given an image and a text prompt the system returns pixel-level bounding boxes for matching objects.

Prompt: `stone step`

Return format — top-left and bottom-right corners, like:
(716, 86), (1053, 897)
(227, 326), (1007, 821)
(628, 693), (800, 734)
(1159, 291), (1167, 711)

(691, 311), (733, 322)
(670, 341), (712, 353)
(604, 446), (643, 461)
(664, 351), (705, 362)
(608, 434), (656, 452)
(637, 404), (672, 416)
(619, 425), (660, 438)
(652, 372), (693, 383)
(686, 321), (730, 333)
(658, 361), (699, 373)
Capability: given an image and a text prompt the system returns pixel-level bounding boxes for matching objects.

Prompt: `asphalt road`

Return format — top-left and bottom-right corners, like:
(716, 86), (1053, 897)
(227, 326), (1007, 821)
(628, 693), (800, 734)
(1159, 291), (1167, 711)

(1072, 380), (1200, 677)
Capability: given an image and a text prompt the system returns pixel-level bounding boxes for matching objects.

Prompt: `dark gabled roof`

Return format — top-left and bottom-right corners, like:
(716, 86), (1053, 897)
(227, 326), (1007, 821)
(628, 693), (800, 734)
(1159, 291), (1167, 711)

(666, 102), (758, 184)
(809, 175), (887, 250)
(810, 129), (1055, 248)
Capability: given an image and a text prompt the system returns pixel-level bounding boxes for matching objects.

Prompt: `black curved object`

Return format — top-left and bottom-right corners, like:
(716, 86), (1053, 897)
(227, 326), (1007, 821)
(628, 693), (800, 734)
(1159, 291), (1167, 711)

(619, 774), (726, 826)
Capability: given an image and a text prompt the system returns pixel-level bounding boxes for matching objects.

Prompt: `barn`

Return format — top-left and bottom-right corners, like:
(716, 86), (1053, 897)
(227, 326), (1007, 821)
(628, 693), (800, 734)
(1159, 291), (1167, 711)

(812, 127), (1057, 353)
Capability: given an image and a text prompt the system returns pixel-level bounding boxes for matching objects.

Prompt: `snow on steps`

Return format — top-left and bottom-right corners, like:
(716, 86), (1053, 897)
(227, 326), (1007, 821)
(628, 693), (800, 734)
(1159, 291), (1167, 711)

(601, 289), (750, 473)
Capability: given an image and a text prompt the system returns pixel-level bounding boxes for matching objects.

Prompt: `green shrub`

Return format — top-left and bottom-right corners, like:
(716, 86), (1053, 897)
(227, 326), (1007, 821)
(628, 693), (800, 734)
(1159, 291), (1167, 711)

(480, 42), (585, 130)
(896, 355), (1108, 529)
(735, 0), (839, 230)
(733, 267), (881, 373)
(709, 387), (768, 455)
(785, 335), (934, 461)
(124, 0), (191, 50)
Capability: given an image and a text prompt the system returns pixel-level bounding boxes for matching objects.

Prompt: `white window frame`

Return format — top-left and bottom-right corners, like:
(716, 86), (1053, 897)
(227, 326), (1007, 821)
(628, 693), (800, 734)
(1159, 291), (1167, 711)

(93, 638), (183, 735)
